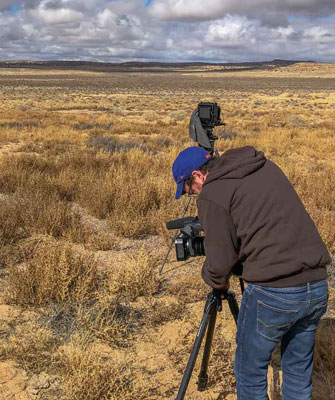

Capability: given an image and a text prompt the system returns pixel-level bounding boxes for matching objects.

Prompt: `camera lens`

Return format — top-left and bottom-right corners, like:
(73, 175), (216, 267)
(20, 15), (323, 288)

(193, 237), (205, 256)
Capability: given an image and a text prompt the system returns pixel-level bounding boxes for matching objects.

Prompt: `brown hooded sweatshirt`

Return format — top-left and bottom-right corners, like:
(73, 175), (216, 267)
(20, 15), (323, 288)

(197, 146), (330, 288)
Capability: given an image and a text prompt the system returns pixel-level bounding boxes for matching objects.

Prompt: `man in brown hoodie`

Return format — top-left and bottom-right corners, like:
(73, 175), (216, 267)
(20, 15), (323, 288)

(172, 146), (330, 400)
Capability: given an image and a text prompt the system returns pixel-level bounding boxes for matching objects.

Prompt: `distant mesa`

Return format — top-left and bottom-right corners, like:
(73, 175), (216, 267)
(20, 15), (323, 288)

(0, 59), (314, 73)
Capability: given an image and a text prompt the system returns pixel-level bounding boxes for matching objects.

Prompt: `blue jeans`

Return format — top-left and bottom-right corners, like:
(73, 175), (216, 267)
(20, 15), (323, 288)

(234, 280), (328, 400)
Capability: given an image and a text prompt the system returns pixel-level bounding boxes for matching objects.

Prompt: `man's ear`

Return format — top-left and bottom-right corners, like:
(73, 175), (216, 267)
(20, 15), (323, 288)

(191, 170), (206, 181)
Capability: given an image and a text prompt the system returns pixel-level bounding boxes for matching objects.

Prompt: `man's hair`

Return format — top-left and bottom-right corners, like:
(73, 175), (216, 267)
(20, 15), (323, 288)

(183, 156), (218, 188)
(198, 156), (218, 174)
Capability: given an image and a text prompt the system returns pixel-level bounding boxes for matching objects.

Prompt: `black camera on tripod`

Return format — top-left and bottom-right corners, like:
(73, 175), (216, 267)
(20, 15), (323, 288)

(189, 102), (225, 153)
(166, 216), (205, 261)
(197, 102), (222, 128)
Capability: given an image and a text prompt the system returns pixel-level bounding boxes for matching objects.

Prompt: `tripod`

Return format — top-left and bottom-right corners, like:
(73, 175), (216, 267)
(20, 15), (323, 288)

(175, 285), (242, 400)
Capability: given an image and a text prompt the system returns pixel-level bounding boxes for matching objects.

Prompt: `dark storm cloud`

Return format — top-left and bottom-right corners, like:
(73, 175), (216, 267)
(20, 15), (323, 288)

(0, 0), (334, 62)
(0, 0), (9, 10)
(22, 0), (42, 9)
(1, 17), (24, 40)
(0, 0), (11, 9)
(43, 0), (62, 10)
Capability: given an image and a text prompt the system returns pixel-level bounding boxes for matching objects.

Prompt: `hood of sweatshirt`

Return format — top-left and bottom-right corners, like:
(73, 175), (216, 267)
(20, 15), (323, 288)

(204, 146), (266, 184)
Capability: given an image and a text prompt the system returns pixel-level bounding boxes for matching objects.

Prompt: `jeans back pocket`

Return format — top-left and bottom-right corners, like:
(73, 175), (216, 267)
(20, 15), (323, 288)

(257, 300), (298, 342)
(299, 299), (328, 332)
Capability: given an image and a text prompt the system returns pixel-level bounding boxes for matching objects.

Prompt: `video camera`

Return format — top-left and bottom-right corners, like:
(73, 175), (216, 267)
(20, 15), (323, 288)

(166, 216), (205, 261)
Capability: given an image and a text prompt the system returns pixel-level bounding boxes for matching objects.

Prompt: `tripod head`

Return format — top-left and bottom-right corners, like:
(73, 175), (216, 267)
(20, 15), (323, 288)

(211, 289), (240, 321)
(211, 289), (226, 311)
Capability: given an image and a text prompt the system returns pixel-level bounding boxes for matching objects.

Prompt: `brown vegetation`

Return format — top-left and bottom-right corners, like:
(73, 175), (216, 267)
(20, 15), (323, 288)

(0, 64), (334, 399)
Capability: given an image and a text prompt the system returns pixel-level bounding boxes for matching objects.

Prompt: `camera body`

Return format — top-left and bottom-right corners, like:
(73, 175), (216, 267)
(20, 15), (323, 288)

(166, 216), (205, 261)
(198, 102), (222, 128)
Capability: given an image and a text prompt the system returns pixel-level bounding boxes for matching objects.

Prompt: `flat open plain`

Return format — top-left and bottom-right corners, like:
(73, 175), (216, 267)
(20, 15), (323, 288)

(0, 62), (334, 399)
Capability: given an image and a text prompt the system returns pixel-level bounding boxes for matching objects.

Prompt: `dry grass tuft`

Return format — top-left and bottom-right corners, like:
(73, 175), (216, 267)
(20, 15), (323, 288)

(0, 185), (84, 251)
(76, 297), (141, 346)
(5, 237), (99, 306)
(107, 247), (160, 301)
(165, 274), (209, 303)
(0, 322), (58, 374)
(169, 110), (187, 121)
(55, 343), (140, 400)
(144, 298), (187, 327)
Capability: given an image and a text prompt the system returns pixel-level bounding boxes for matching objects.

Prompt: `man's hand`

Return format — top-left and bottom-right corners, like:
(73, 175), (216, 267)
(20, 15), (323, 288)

(212, 282), (230, 301)
(216, 282), (230, 291)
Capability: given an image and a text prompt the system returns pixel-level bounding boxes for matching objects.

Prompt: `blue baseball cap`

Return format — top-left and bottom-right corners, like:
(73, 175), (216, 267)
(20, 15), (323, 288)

(172, 147), (212, 199)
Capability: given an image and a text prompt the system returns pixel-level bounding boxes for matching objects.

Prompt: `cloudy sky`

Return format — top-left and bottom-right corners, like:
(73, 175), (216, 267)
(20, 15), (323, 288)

(0, 0), (334, 62)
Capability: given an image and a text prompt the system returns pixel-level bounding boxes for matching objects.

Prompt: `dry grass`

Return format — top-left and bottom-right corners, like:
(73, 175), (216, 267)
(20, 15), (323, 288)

(0, 322), (57, 374)
(0, 147), (179, 240)
(5, 237), (99, 306)
(75, 300), (139, 347)
(207, 329), (236, 390)
(144, 298), (187, 327)
(54, 343), (139, 400)
(313, 319), (335, 399)
(0, 66), (334, 399)
(106, 247), (160, 301)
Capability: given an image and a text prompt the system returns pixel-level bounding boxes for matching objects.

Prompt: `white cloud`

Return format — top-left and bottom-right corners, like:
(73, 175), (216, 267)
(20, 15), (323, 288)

(150, 0), (335, 21)
(30, 7), (84, 24)
(0, 0), (334, 62)
(97, 8), (117, 28)
(150, 0), (227, 21)
(23, 23), (38, 35)
(96, 8), (146, 44)
(205, 15), (259, 45)
(166, 38), (173, 48)
(303, 26), (334, 41)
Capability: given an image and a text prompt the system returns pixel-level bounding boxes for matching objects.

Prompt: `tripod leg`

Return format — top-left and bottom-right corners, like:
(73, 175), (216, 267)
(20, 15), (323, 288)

(197, 305), (217, 391)
(175, 296), (216, 400)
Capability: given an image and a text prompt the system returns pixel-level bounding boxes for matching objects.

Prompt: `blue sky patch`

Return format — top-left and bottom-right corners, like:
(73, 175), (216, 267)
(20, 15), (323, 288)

(288, 15), (309, 22)
(145, 0), (152, 7)
(288, 15), (335, 23)
(11, 5), (20, 15)
(318, 16), (335, 22)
